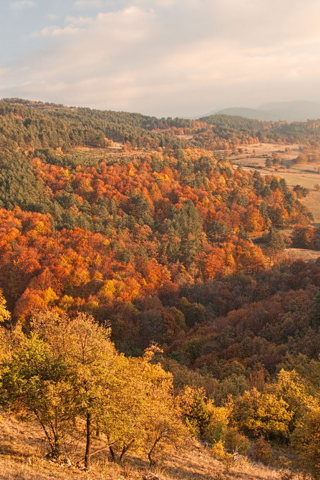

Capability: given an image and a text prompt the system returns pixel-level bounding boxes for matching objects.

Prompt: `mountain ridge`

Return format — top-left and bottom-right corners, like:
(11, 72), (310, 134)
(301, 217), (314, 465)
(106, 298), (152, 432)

(198, 100), (320, 122)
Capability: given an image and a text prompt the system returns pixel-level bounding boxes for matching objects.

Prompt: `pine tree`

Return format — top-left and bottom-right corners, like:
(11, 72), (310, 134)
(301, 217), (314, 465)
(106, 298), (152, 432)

(266, 227), (285, 256)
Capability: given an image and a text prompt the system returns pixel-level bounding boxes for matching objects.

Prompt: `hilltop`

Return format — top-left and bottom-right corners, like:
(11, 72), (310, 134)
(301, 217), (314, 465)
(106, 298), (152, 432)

(200, 101), (320, 122)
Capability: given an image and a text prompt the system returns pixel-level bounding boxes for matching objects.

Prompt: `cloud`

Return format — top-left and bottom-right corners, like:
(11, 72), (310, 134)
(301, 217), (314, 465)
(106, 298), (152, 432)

(4, 0), (320, 116)
(47, 13), (59, 20)
(74, 0), (103, 8)
(32, 16), (93, 37)
(65, 16), (94, 26)
(10, 0), (35, 9)
(0, 68), (10, 80)
(31, 25), (81, 37)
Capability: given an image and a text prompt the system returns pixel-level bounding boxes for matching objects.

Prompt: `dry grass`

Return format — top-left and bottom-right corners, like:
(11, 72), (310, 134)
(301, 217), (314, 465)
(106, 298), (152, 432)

(229, 141), (320, 230)
(285, 248), (320, 262)
(0, 413), (298, 480)
(301, 190), (320, 225)
(229, 142), (320, 187)
(229, 143), (301, 166)
(71, 144), (149, 156)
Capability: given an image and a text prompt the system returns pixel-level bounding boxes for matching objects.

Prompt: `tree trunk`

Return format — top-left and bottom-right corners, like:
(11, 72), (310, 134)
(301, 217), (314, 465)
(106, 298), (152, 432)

(148, 437), (161, 466)
(53, 433), (63, 460)
(84, 412), (92, 469)
(109, 446), (116, 462)
(119, 439), (135, 463)
(33, 409), (55, 458)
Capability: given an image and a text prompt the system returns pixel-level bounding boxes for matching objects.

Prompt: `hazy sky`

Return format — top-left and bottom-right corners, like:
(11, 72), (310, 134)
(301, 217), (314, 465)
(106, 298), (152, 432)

(1, 0), (320, 117)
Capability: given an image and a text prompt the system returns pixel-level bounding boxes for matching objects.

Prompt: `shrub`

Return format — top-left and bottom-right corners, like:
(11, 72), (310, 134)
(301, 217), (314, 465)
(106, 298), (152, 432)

(225, 428), (250, 455)
(212, 440), (234, 473)
(291, 406), (320, 479)
(253, 437), (273, 465)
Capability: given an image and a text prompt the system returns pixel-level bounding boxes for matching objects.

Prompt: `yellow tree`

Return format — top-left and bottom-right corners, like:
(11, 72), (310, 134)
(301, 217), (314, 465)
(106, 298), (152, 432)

(0, 289), (10, 362)
(0, 289), (10, 324)
(93, 353), (145, 463)
(233, 388), (293, 439)
(271, 369), (312, 431)
(97, 346), (187, 466)
(2, 311), (187, 469)
(292, 406), (320, 479)
(31, 311), (121, 469)
(138, 347), (188, 466)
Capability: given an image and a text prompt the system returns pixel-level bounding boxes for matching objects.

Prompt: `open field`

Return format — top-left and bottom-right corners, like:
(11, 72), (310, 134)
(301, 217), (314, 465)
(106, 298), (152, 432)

(227, 142), (320, 262)
(230, 143), (320, 187)
(228, 142), (320, 225)
(283, 248), (320, 262)
(229, 142), (302, 165)
(301, 190), (320, 226)
(0, 413), (293, 480)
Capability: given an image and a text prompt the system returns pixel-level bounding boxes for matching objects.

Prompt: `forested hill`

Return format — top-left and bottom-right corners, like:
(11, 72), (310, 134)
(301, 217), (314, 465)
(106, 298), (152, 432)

(0, 96), (316, 378)
(1, 98), (320, 476)
(199, 113), (320, 144)
(0, 97), (314, 345)
(2, 98), (320, 152)
(0, 99), (312, 324)
(0, 97), (316, 353)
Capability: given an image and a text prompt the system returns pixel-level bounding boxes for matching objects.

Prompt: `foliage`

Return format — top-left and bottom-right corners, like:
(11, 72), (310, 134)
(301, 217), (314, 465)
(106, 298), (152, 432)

(253, 436), (273, 465)
(265, 227), (286, 255)
(225, 428), (250, 455)
(232, 388), (293, 439)
(0, 332), (77, 459)
(0, 289), (10, 324)
(200, 113), (320, 146)
(0, 312), (187, 467)
(292, 406), (320, 479)
(211, 440), (234, 473)
(1, 99), (320, 474)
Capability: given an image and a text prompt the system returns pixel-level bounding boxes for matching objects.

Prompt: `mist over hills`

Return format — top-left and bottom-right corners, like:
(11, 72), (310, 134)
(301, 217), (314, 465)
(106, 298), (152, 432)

(200, 101), (320, 122)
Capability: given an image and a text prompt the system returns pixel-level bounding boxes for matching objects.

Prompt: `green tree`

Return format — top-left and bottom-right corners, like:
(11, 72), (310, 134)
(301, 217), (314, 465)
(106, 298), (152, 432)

(0, 333), (76, 460)
(265, 227), (285, 260)
(265, 157), (272, 168)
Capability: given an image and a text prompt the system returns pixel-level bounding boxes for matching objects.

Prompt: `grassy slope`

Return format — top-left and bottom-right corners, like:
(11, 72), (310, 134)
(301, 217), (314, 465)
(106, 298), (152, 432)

(0, 413), (291, 480)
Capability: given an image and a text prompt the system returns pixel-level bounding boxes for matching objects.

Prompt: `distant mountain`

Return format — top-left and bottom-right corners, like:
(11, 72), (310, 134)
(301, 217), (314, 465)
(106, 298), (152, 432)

(213, 107), (268, 120)
(200, 101), (320, 122)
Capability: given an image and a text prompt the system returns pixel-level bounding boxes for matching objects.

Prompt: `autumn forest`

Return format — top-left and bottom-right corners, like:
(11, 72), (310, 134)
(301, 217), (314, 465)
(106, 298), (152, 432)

(1, 99), (320, 479)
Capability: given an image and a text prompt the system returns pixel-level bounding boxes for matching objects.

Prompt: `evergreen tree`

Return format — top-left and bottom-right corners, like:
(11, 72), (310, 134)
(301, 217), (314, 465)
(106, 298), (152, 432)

(266, 227), (285, 253)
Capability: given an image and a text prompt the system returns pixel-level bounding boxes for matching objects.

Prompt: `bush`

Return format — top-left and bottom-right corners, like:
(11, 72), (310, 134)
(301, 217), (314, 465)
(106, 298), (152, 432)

(253, 437), (273, 465)
(291, 406), (320, 479)
(211, 440), (234, 473)
(225, 428), (250, 455)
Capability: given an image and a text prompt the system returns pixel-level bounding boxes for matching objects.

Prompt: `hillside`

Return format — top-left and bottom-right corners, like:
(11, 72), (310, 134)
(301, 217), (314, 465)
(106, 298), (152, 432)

(0, 99), (320, 479)
(0, 413), (291, 480)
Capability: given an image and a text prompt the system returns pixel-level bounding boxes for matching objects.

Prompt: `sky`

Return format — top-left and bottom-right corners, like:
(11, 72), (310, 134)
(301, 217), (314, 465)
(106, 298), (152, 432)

(1, 0), (320, 117)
